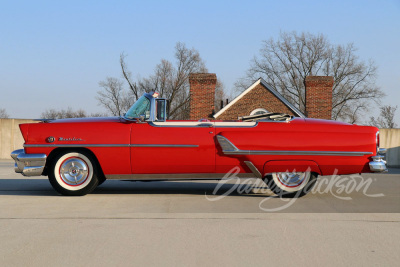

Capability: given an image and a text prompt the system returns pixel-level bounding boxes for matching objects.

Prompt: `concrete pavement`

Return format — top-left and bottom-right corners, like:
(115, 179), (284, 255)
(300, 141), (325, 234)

(0, 160), (399, 266)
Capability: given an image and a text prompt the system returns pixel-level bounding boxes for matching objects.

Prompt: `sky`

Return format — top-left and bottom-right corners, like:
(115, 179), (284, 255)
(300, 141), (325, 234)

(1, 0), (399, 124)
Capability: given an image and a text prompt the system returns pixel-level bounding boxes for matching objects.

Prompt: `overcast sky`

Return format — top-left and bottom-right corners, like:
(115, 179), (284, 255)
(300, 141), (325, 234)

(1, 0), (399, 124)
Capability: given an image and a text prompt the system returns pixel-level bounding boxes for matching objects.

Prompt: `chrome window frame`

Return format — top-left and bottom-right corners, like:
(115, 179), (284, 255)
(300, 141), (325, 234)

(123, 93), (168, 122)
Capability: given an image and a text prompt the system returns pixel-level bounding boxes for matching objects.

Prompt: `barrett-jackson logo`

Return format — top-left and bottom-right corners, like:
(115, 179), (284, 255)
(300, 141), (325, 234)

(58, 137), (84, 141)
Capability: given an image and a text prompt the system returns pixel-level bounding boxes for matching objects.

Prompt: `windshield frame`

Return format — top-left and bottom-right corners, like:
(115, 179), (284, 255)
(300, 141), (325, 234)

(124, 94), (153, 121)
(123, 93), (168, 122)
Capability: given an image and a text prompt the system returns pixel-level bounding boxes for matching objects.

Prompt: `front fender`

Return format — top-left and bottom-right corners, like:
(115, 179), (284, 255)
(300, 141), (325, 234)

(263, 160), (322, 176)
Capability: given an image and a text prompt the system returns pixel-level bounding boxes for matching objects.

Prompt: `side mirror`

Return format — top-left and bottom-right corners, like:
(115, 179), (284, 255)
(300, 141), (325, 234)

(156, 99), (168, 121)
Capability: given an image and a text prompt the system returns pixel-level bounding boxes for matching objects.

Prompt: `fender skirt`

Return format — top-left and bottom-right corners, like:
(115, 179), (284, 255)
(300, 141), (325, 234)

(263, 160), (322, 176)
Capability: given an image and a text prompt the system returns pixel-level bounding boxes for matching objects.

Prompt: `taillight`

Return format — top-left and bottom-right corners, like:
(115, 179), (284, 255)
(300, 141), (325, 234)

(376, 131), (380, 154)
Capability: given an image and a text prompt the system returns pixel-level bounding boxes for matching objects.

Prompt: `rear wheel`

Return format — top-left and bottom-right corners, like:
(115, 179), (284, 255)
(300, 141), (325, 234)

(264, 172), (318, 198)
(48, 151), (99, 196)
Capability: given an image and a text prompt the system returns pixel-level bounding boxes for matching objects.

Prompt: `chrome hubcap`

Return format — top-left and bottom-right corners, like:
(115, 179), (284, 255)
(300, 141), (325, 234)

(276, 172), (306, 188)
(59, 157), (89, 186)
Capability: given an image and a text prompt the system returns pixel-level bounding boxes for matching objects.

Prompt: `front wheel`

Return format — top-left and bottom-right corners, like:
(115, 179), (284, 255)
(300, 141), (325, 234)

(48, 151), (100, 196)
(264, 172), (318, 198)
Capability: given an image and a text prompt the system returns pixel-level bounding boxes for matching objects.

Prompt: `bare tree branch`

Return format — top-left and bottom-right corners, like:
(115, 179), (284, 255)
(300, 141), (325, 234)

(96, 77), (131, 116)
(120, 53), (141, 101)
(236, 31), (384, 122)
(98, 43), (217, 120)
(41, 108), (108, 119)
(369, 105), (398, 128)
(0, 108), (9, 118)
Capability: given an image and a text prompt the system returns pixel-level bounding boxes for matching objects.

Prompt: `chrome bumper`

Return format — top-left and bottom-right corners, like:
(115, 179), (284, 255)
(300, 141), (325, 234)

(11, 149), (47, 176)
(369, 149), (388, 173)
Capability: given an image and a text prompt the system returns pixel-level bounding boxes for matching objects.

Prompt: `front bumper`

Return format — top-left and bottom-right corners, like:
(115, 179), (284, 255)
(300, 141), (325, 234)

(11, 149), (47, 176)
(369, 149), (388, 173)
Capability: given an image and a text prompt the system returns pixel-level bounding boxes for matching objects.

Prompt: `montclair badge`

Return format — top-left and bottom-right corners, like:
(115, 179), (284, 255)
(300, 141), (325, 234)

(58, 137), (84, 141)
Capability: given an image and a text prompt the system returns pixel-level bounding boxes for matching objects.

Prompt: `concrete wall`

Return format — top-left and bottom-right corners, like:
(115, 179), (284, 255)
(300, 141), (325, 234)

(379, 129), (400, 167)
(0, 119), (399, 167)
(0, 119), (37, 159)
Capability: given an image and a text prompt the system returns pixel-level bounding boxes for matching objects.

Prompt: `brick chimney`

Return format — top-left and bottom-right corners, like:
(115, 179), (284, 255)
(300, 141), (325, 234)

(189, 73), (217, 120)
(305, 76), (334, 120)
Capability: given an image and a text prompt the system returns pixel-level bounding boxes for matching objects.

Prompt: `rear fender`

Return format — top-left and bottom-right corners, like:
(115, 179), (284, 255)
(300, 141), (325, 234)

(263, 160), (322, 176)
(19, 124), (30, 143)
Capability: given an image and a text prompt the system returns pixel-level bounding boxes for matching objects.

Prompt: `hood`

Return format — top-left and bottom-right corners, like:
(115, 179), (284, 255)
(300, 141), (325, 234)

(47, 117), (122, 124)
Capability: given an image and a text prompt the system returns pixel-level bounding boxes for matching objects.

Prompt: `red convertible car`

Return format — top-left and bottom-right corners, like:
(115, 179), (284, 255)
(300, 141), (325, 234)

(11, 92), (387, 196)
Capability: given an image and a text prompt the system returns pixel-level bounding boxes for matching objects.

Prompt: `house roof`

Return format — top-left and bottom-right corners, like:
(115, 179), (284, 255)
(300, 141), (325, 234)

(213, 78), (306, 119)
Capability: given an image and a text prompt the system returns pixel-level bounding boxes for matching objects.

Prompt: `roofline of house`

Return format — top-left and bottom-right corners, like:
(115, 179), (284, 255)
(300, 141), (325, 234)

(213, 78), (306, 119)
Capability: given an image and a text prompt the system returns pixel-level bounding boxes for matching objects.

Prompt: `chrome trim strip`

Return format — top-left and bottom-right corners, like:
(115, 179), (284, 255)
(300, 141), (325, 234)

(244, 161), (262, 178)
(149, 121), (201, 128)
(24, 144), (198, 148)
(214, 122), (259, 128)
(24, 144), (130, 148)
(105, 173), (256, 180)
(131, 144), (198, 148)
(216, 135), (239, 152)
(149, 121), (259, 128)
(216, 134), (373, 157)
(225, 150), (373, 156)
(151, 121), (210, 127)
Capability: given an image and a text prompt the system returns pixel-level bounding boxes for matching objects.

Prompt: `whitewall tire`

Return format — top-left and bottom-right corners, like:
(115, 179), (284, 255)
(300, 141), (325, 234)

(48, 151), (99, 196)
(264, 172), (318, 198)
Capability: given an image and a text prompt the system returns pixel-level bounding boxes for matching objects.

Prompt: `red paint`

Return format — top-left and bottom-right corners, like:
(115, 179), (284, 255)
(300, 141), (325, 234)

(263, 160), (321, 175)
(20, 117), (379, 177)
(130, 123), (215, 174)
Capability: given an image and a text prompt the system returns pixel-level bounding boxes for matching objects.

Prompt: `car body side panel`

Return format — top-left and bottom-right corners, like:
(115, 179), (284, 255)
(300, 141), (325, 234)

(23, 120), (132, 175)
(215, 120), (377, 176)
(20, 117), (379, 177)
(130, 123), (215, 174)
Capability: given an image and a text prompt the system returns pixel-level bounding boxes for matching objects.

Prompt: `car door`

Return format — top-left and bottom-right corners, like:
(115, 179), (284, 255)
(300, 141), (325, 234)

(130, 121), (215, 174)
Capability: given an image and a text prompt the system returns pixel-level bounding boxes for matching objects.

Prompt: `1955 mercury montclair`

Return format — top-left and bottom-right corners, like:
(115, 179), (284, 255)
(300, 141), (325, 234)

(11, 92), (387, 196)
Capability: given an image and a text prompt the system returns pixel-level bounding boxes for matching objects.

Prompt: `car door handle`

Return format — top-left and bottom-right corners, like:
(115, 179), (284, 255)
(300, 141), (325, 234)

(198, 123), (213, 127)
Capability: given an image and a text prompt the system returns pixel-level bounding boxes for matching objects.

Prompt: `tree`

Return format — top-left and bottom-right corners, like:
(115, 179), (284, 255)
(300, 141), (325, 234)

(0, 108), (9, 118)
(369, 105), (398, 128)
(97, 77), (132, 116)
(236, 31), (384, 122)
(97, 42), (218, 119)
(41, 108), (108, 119)
(214, 81), (227, 112)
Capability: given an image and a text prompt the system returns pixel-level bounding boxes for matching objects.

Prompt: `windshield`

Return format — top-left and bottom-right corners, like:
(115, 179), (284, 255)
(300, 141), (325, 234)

(124, 95), (151, 120)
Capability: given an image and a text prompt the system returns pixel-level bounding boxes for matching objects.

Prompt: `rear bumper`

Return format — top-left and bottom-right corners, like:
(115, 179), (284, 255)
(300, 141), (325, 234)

(369, 149), (388, 173)
(11, 149), (47, 176)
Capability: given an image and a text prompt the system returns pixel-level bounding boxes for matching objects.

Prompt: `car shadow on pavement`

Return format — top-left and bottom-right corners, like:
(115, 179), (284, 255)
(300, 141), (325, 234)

(94, 180), (277, 197)
(0, 179), (58, 196)
(0, 179), (277, 197)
